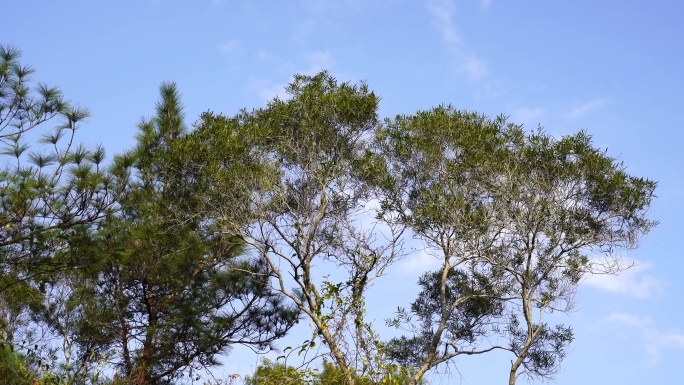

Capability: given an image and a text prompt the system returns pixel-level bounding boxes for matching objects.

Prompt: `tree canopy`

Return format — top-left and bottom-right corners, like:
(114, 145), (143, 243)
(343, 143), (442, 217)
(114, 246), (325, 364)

(0, 48), (657, 385)
(376, 108), (656, 384)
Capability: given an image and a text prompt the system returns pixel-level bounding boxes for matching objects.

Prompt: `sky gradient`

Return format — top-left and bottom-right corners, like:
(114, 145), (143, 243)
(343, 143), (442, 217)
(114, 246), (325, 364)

(4, 1), (683, 384)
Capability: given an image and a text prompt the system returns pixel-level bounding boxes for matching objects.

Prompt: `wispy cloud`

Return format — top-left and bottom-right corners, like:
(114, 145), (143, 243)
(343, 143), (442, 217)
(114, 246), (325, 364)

(459, 54), (488, 81)
(303, 51), (334, 74)
(399, 248), (442, 275)
(427, 0), (461, 44)
(246, 77), (288, 103)
(585, 259), (662, 299)
(605, 312), (648, 328)
(564, 99), (610, 120)
(509, 107), (545, 127)
(426, 0), (488, 82)
(256, 49), (273, 61)
(217, 40), (239, 54)
(293, 19), (316, 42)
(479, 0), (492, 11)
(153, 0), (227, 8)
(604, 312), (684, 365)
(474, 81), (507, 100)
(244, 50), (336, 103)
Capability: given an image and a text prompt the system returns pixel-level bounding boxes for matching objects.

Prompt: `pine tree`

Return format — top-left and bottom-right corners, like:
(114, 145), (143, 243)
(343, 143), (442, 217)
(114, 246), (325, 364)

(48, 83), (298, 384)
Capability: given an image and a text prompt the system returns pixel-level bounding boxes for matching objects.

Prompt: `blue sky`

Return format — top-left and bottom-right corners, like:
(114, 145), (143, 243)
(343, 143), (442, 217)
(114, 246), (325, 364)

(4, 0), (683, 384)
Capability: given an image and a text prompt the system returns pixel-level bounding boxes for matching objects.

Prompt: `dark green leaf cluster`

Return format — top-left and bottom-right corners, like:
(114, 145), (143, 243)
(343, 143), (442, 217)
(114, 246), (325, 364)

(0, 45), (110, 348)
(506, 316), (574, 378)
(45, 83), (300, 385)
(0, 46), (109, 258)
(385, 268), (504, 368)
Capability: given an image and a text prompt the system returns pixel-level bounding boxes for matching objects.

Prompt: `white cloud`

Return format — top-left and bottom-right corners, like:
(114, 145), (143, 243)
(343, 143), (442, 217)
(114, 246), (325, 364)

(474, 80), (507, 100)
(459, 53), (488, 81)
(658, 332), (684, 348)
(257, 49), (273, 61)
(357, 198), (394, 237)
(605, 312), (649, 328)
(293, 19), (315, 41)
(426, 0), (489, 82)
(604, 312), (684, 365)
(246, 77), (288, 103)
(509, 107), (545, 126)
(427, 0), (461, 44)
(303, 51), (334, 74)
(479, 0), (492, 11)
(260, 83), (288, 102)
(243, 50), (335, 103)
(564, 99), (610, 120)
(585, 259), (661, 299)
(399, 248), (442, 275)
(217, 40), (239, 54)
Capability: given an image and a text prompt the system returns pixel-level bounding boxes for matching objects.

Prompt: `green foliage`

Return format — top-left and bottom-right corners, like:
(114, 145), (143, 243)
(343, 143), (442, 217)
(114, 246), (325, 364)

(0, 53), (656, 385)
(243, 359), (420, 385)
(506, 316), (574, 378)
(0, 45), (110, 385)
(178, 72), (397, 385)
(161, 110), (276, 228)
(0, 45), (108, 263)
(37, 83), (298, 385)
(243, 359), (311, 385)
(0, 45), (109, 283)
(0, 337), (37, 385)
(385, 268), (504, 369)
(377, 107), (656, 384)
